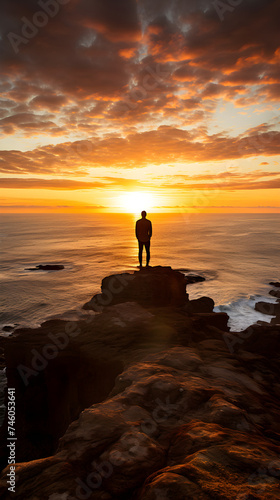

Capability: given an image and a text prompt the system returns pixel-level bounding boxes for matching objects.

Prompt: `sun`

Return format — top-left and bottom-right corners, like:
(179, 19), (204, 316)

(118, 191), (155, 214)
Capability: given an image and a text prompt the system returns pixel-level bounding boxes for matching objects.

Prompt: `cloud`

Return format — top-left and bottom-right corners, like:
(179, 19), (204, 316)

(79, 0), (141, 41)
(159, 179), (280, 191)
(0, 125), (280, 175)
(30, 93), (69, 111)
(1, 168), (280, 193)
(0, 178), (108, 190)
(0, 0), (278, 139)
(0, 0), (279, 215)
(0, 176), (145, 190)
(0, 112), (64, 135)
(0, 203), (105, 209)
(183, 205), (280, 209)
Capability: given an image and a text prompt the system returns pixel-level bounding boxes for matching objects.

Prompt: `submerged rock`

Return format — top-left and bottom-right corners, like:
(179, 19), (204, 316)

(184, 274), (205, 284)
(26, 264), (64, 271)
(269, 288), (280, 299)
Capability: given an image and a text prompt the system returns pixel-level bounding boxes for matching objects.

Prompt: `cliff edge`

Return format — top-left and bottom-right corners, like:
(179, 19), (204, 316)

(0, 266), (279, 499)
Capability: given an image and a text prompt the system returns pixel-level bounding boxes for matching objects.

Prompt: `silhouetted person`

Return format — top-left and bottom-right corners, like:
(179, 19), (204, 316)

(135, 211), (152, 268)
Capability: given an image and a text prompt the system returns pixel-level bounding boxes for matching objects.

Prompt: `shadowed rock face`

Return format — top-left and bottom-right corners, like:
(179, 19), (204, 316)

(83, 266), (189, 310)
(0, 299), (228, 468)
(184, 297), (214, 314)
(0, 342), (280, 499)
(0, 318), (124, 465)
(0, 267), (280, 499)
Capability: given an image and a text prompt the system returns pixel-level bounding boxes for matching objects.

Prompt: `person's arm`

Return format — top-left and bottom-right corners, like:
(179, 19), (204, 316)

(149, 221), (152, 238)
(135, 220), (139, 239)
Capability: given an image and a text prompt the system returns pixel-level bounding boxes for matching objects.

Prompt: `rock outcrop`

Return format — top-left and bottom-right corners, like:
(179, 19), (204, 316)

(0, 267), (280, 499)
(269, 289), (280, 299)
(255, 301), (280, 316)
(255, 288), (280, 325)
(1, 339), (280, 499)
(83, 266), (189, 310)
(184, 274), (205, 284)
(26, 264), (64, 271)
(184, 296), (214, 314)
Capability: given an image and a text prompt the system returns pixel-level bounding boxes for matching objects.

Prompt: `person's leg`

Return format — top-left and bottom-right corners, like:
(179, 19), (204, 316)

(138, 241), (144, 267)
(145, 240), (150, 266)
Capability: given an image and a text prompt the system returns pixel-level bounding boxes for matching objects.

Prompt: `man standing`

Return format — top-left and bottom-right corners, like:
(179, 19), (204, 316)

(135, 211), (152, 268)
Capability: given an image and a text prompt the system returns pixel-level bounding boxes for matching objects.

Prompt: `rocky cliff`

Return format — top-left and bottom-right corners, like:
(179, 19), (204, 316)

(0, 267), (279, 499)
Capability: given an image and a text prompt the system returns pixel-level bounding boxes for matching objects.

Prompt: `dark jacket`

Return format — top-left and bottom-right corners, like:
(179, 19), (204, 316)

(135, 218), (152, 242)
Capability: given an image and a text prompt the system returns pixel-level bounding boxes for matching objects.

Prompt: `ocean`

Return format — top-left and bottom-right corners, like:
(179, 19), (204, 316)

(0, 213), (279, 335)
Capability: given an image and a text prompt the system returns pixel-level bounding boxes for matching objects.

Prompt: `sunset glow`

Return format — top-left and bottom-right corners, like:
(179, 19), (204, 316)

(118, 192), (155, 214)
(0, 1), (279, 213)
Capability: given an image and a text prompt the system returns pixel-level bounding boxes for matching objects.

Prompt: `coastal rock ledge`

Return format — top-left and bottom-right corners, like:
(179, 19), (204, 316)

(0, 266), (280, 500)
(83, 266), (189, 309)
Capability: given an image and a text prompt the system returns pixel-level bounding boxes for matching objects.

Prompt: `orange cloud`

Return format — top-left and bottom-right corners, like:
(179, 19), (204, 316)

(0, 126), (280, 175)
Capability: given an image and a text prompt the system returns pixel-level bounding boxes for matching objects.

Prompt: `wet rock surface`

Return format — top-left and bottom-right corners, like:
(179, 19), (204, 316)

(0, 267), (279, 499)
(255, 300), (280, 315)
(184, 274), (205, 284)
(1, 326), (14, 333)
(254, 285), (280, 325)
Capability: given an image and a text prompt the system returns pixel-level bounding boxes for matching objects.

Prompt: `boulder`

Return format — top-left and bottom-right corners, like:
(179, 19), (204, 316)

(184, 296), (214, 314)
(83, 266), (189, 310)
(269, 289), (280, 299)
(184, 274), (205, 284)
(255, 301), (280, 316)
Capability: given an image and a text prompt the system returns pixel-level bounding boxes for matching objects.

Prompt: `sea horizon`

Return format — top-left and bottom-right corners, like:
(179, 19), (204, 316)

(1, 212), (279, 334)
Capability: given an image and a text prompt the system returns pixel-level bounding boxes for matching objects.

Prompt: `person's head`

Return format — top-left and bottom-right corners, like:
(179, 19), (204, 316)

(141, 210), (147, 218)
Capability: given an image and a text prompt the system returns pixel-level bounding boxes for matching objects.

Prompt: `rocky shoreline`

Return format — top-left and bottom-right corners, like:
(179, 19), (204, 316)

(0, 266), (279, 499)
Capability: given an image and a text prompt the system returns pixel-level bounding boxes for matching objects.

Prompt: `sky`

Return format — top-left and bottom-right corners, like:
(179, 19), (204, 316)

(0, 0), (279, 213)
